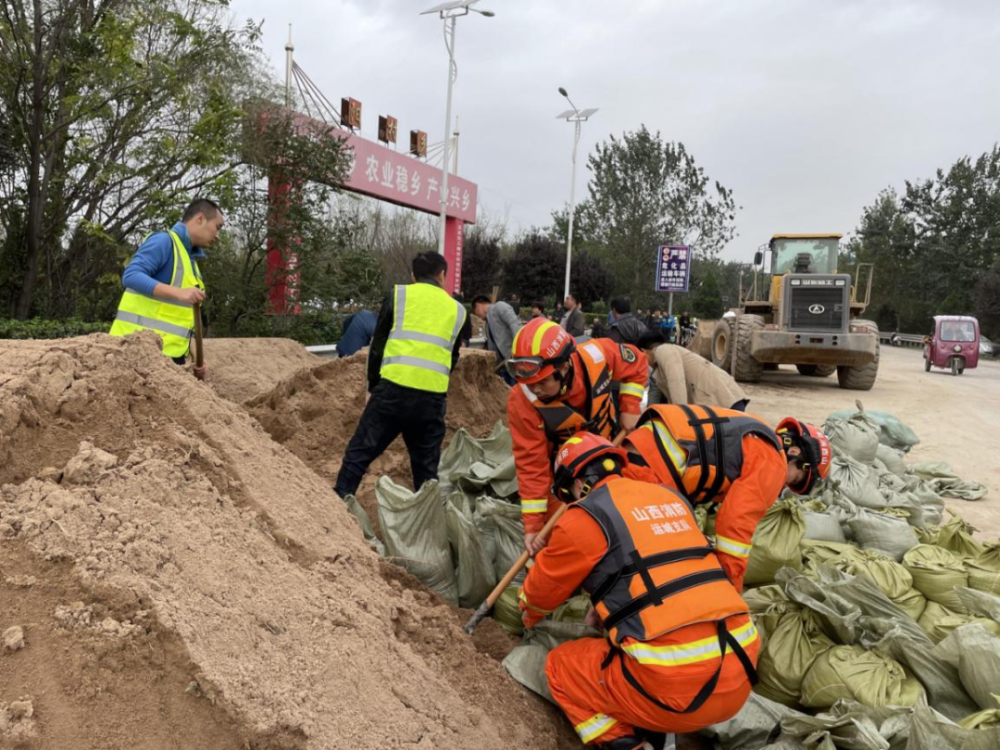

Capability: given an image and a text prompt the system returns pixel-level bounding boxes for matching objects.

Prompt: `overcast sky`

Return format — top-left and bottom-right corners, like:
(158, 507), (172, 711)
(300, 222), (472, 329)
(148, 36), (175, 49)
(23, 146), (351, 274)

(229, 0), (1000, 261)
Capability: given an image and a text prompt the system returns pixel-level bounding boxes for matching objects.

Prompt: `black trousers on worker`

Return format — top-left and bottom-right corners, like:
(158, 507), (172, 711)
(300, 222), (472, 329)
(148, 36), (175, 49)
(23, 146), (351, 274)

(333, 380), (447, 498)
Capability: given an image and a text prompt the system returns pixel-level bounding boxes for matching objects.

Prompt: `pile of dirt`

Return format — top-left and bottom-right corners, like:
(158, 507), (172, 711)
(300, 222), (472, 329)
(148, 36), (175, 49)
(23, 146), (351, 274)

(0, 333), (574, 750)
(245, 348), (510, 527)
(203, 337), (323, 404)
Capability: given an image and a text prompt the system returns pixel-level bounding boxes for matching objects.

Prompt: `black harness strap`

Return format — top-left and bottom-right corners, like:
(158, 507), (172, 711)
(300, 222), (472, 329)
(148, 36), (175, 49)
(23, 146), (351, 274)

(612, 620), (758, 715)
(678, 405), (730, 504)
(602, 569), (730, 632)
(589, 546), (716, 603)
(648, 422), (687, 491)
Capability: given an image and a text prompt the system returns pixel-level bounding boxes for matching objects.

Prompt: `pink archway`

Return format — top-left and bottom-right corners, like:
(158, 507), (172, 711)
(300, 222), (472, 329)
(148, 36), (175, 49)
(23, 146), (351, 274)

(263, 108), (478, 313)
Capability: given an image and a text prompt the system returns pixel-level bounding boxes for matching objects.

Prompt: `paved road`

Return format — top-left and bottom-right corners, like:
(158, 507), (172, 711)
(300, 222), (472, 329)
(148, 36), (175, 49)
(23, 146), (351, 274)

(741, 345), (1000, 538)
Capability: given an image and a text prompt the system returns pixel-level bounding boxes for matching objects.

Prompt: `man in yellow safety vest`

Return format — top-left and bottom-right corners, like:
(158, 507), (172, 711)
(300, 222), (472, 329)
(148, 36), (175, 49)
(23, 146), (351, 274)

(334, 251), (471, 499)
(109, 199), (223, 379)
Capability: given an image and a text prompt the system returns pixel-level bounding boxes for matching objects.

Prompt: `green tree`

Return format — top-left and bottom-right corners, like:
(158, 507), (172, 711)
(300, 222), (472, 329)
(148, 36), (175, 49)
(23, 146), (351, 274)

(460, 224), (503, 299)
(689, 270), (723, 319)
(0, 0), (263, 319)
(569, 250), (615, 308)
(501, 233), (562, 304)
(580, 126), (737, 306)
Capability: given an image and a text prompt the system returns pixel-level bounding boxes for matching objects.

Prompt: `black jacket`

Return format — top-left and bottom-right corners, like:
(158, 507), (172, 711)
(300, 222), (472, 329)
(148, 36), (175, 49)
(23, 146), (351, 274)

(607, 313), (648, 346)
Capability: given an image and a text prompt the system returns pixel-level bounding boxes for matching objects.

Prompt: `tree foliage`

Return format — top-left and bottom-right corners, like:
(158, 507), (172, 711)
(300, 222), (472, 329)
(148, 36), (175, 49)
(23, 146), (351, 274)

(580, 126), (737, 306)
(0, 0), (265, 319)
(849, 145), (1000, 337)
(460, 224), (503, 299)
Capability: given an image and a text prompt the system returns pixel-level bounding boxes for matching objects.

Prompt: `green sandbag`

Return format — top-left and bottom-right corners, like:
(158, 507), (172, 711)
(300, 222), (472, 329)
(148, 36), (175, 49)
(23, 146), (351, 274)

(745, 498), (806, 586)
(917, 601), (1000, 644)
(800, 644), (924, 709)
(375, 478), (458, 604)
(956, 586), (1000, 621)
(829, 456), (886, 508)
(438, 422), (513, 494)
(779, 700), (911, 750)
(493, 585), (524, 636)
(903, 544), (969, 612)
(476, 496), (526, 584)
(756, 610), (836, 706)
(803, 509), (847, 543)
(502, 620), (600, 703)
(824, 409), (881, 465)
(936, 514), (986, 559)
(342, 494), (385, 555)
(706, 692), (807, 750)
(444, 495), (497, 608)
(848, 508), (919, 562)
(875, 444), (909, 477)
(936, 624), (1000, 711)
(959, 697), (1000, 730)
(551, 594), (591, 623)
(838, 549), (928, 622)
(828, 407), (920, 453)
(910, 461), (988, 501)
(967, 545), (1000, 596)
(907, 707), (1000, 750)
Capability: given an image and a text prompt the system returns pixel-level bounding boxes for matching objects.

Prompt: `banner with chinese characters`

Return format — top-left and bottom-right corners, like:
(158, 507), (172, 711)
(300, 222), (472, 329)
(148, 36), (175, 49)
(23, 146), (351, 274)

(655, 245), (691, 293)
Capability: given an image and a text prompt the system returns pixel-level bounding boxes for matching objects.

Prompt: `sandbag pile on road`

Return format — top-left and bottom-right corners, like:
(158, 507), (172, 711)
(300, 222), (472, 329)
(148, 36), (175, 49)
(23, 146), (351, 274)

(710, 404), (1000, 749)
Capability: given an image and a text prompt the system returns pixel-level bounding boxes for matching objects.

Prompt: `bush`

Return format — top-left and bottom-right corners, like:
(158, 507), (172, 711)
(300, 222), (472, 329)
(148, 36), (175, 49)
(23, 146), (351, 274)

(0, 317), (110, 339)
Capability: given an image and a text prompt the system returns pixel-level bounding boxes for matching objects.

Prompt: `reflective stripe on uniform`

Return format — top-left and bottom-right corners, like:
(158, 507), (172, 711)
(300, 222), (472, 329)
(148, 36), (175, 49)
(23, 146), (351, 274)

(113, 310), (193, 339)
(521, 499), (548, 514)
(381, 355), (451, 376)
(574, 713), (618, 743)
(387, 329), (453, 348)
(716, 534), (752, 559)
(621, 620), (758, 667)
(651, 421), (688, 473)
(581, 341), (605, 363)
(619, 382), (645, 399)
(518, 588), (553, 615)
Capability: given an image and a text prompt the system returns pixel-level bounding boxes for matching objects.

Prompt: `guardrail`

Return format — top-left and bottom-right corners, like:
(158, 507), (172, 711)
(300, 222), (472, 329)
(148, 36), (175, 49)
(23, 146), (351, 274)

(879, 332), (925, 348)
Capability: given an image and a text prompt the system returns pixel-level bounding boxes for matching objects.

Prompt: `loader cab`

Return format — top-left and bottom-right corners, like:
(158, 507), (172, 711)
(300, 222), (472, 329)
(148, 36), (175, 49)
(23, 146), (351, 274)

(769, 235), (840, 276)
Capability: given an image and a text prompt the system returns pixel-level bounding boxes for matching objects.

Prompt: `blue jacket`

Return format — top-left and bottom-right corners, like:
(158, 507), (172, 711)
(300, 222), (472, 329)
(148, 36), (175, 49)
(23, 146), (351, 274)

(338, 310), (378, 358)
(121, 222), (207, 296)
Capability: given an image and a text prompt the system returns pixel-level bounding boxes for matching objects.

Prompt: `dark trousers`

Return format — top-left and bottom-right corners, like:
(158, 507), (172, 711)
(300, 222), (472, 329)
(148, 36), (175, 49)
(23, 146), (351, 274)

(333, 380), (447, 498)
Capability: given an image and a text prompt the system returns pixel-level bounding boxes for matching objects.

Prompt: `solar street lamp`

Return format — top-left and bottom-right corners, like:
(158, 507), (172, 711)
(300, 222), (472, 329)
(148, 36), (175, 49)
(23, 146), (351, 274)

(556, 88), (598, 300)
(421, 0), (494, 255)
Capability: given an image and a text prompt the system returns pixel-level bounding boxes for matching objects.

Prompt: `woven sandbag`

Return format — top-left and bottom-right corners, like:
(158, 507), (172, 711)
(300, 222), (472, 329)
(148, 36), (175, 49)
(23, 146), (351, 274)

(823, 410), (880, 465)
(904, 544), (969, 612)
(908, 707), (1000, 750)
(959, 697), (1000, 730)
(828, 407), (920, 453)
(800, 644), (924, 709)
(828, 456), (886, 508)
(842, 549), (928, 622)
(848, 508), (919, 562)
(937, 625), (1000, 711)
(492, 585), (524, 637)
(918, 601), (1000, 644)
(756, 610), (836, 707)
(967, 543), (1000, 597)
(875, 443), (909, 477)
(745, 498), (806, 586)
(802, 509), (847, 543)
(937, 514), (986, 559)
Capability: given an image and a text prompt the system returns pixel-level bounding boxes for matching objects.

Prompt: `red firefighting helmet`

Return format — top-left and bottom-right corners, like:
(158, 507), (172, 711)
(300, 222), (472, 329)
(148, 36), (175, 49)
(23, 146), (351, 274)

(551, 432), (628, 502)
(776, 418), (832, 494)
(506, 319), (575, 384)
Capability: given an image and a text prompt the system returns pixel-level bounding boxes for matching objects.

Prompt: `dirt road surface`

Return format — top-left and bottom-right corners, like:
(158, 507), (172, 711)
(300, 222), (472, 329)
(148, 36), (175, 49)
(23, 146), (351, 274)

(742, 345), (1000, 538)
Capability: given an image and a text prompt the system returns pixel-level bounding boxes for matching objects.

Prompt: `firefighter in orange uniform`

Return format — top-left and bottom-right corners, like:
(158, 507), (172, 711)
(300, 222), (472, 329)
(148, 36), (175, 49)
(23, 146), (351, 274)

(519, 433), (759, 749)
(623, 405), (831, 592)
(505, 319), (648, 555)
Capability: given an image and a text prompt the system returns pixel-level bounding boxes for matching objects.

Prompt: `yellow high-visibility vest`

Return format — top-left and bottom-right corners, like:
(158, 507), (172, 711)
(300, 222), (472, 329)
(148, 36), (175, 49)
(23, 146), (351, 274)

(109, 231), (204, 358)
(380, 282), (466, 393)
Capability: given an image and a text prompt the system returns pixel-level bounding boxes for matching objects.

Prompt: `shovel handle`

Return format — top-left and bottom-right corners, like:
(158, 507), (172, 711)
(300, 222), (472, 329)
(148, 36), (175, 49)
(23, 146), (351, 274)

(193, 302), (205, 368)
(462, 429), (629, 635)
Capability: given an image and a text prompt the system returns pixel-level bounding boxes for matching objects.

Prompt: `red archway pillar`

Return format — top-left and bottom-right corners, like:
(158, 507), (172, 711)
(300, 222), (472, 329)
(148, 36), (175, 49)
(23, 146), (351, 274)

(266, 172), (301, 315)
(444, 216), (464, 296)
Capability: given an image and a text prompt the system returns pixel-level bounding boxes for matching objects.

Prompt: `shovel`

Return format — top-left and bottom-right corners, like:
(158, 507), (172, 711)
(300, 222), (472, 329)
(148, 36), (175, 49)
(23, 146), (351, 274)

(193, 301), (205, 378)
(463, 429), (629, 635)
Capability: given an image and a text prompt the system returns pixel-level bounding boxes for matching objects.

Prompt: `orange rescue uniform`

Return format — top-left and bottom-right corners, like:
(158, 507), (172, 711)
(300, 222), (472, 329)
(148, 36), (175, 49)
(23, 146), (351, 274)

(509, 339), (648, 535)
(519, 477), (759, 744)
(623, 405), (787, 592)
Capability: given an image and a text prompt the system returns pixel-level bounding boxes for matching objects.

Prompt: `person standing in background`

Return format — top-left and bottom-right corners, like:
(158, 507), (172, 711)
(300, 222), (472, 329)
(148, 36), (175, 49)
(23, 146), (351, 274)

(560, 293), (586, 337)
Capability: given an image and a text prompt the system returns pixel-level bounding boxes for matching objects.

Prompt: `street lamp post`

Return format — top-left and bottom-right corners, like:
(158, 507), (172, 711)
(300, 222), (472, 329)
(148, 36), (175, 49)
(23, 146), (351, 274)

(556, 89), (598, 301)
(421, 0), (494, 255)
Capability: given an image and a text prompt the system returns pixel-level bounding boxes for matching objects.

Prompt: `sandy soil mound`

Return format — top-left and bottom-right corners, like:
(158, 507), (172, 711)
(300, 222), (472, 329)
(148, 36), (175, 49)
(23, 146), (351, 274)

(203, 337), (323, 404)
(0, 333), (574, 750)
(245, 348), (511, 528)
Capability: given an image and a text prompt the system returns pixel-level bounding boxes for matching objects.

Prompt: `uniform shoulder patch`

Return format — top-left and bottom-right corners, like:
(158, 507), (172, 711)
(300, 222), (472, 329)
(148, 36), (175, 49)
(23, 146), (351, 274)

(620, 345), (637, 363)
